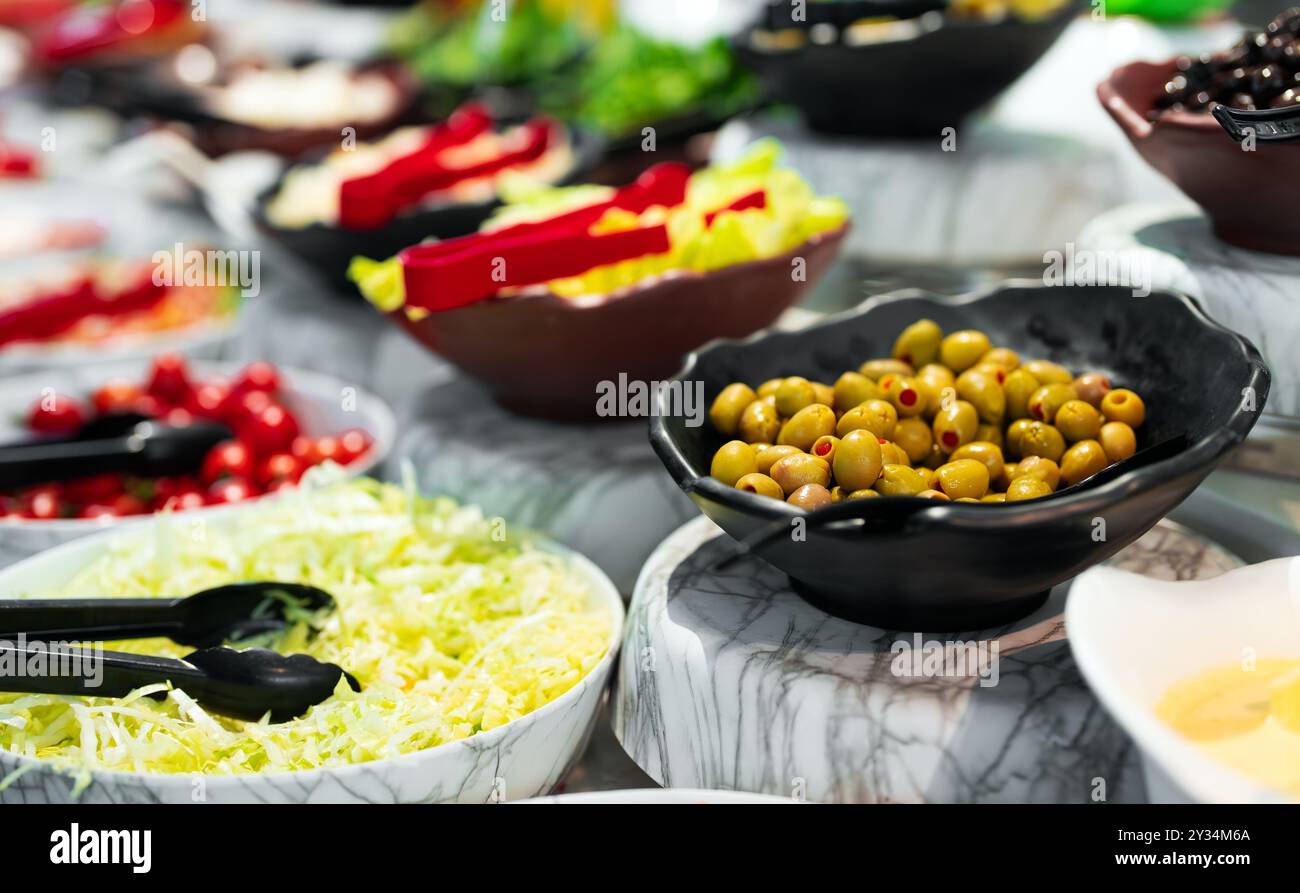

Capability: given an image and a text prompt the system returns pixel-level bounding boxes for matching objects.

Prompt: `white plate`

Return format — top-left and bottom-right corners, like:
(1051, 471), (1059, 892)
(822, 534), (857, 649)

(1066, 557), (1300, 803)
(524, 788), (799, 804)
(0, 359), (396, 566)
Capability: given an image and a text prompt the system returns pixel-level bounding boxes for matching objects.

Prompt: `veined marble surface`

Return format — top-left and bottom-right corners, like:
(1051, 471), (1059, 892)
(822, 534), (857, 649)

(613, 516), (1240, 804)
(1077, 201), (1300, 421)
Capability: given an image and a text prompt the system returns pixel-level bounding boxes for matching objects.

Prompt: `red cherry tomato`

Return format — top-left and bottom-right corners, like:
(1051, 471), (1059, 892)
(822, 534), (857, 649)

(23, 486), (63, 520)
(257, 452), (303, 486)
(164, 407), (194, 428)
(26, 392), (87, 436)
(206, 477), (256, 505)
(290, 435), (315, 460)
(111, 493), (148, 516)
(241, 404), (299, 457)
(218, 388), (271, 425)
(62, 473), (124, 504)
(265, 478), (298, 496)
(131, 394), (166, 419)
(146, 352), (193, 404)
(78, 504), (119, 520)
(231, 361), (280, 398)
(0, 496), (20, 518)
(200, 440), (253, 484)
(186, 382), (228, 418)
(305, 435), (341, 467)
(335, 428), (373, 465)
(162, 489), (206, 513)
(91, 379), (143, 415)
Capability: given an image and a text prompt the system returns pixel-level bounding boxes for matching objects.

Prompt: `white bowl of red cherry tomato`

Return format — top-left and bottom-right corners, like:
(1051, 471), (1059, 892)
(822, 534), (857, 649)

(0, 353), (395, 565)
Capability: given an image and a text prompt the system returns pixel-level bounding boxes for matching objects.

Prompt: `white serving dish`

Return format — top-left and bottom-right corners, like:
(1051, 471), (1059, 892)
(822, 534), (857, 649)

(1067, 557), (1300, 804)
(0, 360), (396, 567)
(524, 789), (798, 804)
(0, 514), (624, 803)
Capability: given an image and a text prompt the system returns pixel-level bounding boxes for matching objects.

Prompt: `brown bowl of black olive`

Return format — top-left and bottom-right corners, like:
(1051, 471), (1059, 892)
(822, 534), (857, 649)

(1099, 8), (1300, 256)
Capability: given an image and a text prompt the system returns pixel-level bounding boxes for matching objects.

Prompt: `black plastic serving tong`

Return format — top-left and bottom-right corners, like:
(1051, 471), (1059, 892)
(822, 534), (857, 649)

(1212, 103), (1300, 144)
(0, 417), (231, 491)
(0, 583), (359, 722)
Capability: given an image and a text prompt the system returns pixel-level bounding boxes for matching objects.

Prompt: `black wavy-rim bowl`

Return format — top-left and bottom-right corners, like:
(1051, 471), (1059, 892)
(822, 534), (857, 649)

(251, 126), (605, 294)
(649, 282), (1270, 632)
(732, 3), (1079, 137)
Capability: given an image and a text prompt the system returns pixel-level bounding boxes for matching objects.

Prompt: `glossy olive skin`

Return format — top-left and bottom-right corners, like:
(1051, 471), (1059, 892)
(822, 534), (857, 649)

(833, 429), (884, 491)
(936, 458), (990, 499)
(916, 467), (938, 490)
(832, 372), (880, 414)
(1099, 420), (1137, 462)
(974, 423), (1004, 449)
(1011, 455), (1060, 491)
(872, 464), (929, 497)
(811, 434), (840, 465)
(859, 358), (914, 381)
(887, 376), (926, 417)
(939, 330), (992, 372)
(956, 368), (1005, 424)
(1002, 368), (1040, 421)
(914, 363), (955, 417)
(811, 381), (835, 407)
(709, 383), (757, 437)
(846, 488), (880, 499)
(788, 483), (834, 510)
(950, 441), (1005, 482)
(1021, 359), (1073, 386)
(770, 452), (831, 496)
(981, 493), (1007, 503)
(1071, 372), (1112, 408)
(1060, 439), (1108, 487)
(736, 472), (783, 499)
(892, 319), (942, 368)
(711, 440), (758, 487)
(879, 440), (911, 467)
(1019, 421), (1066, 463)
(893, 417), (934, 463)
(1054, 399), (1102, 442)
(917, 488), (950, 501)
(1100, 388), (1146, 427)
(775, 376), (818, 417)
(739, 399), (781, 443)
(1006, 477), (1053, 501)
(932, 399), (979, 453)
(1004, 418), (1034, 458)
(777, 404), (836, 451)
(1027, 383), (1078, 424)
(980, 347), (1020, 370)
(756, 378), (782, 399)
(755, 444), (801, 475)
(836, 399), (897, 440)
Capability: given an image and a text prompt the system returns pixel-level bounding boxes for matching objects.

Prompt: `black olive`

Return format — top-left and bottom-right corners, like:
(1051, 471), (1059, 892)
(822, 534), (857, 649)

(1252, 65), (1286, 98)
(1229, 92), (1257, 110)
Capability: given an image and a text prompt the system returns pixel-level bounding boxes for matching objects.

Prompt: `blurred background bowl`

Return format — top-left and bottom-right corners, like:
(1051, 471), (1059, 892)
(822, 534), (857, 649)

(388, 224), (849, 420)
(650, 283), (1269, 631)
(1099, 58), (1300, 257)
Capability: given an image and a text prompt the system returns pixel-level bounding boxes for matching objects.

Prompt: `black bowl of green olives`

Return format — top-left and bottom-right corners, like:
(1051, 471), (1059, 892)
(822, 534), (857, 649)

(649, 283), (1269, 631)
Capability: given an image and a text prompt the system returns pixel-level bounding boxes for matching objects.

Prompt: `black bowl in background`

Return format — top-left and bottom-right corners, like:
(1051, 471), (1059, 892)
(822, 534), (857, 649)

(649, 283), (1270, 631)
(733, 3), (1078, 137)
(252, 126), (605, 294)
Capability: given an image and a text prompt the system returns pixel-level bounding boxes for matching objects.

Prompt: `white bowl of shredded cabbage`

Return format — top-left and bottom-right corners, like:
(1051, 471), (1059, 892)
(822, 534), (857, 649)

(0, 477), (622, 803)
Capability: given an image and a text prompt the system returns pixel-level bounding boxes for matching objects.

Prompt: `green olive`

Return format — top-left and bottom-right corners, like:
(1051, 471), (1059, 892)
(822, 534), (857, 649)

(787, 483), (834, 510)
(832, 372), (880, 414)
(950, 441), (1005, 483)
(710, 440), (758, 487)
(956, 368), (1006, 425)
(832, 429), (884, 491)
(916, 467), (938, 490)
(1018, 422), (1066, 463)
(1100, 389), (1146, 428)
(836, 399), (897, 440)
(708, 383), (757, 437)
(846, 488), (880, 499)
(735, 472), (783, 499)
(917, 489), (951, 501)
(1071, 372), (1112, 408)
(981, 493), (1008, 503)
(755, 444), (802, 476)
(811, 381), (835, 407)
(892, 417), (934, 464)
(932, 399), (979, 453)
(777, 404), (836, 451)
(885, 376), (926, 418)
(1006, 477), (1053, 501)
(936, 458), (990, 499)
(775, 376), (818, 417)
(1004, 418), (1034, 459)
(1055, 399), (1102, 442)
(1027, 383), (1078, 424)
(922, 442), (946, 469)
(859, 358), (914, 382)
(998, 461), (1018, 491)
(873, 464), (930, 497)
(981, 347), (1020, 370)
(915, 364), (955, 417)
(974, 423), (1003, 449)
(1099, 421), (1137, 462)
(1012, 455), (1060, 491)
(891, 319), (943, 368)
(1060, 439), (1109, 487)
(770, 452), (831, 496)
(939, 330), (992, 372)
(810, 434), (840, 465)
(1021, 360), (1073, 386)
(1002, 368), (1041, 421)
(756, 378), (782, 399)
(738, 399), (781, 443)
(880, 440), (911, 467)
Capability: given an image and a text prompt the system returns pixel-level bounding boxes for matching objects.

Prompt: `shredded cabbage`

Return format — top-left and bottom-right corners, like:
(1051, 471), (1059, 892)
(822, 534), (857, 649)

(0, 478), (611, 777)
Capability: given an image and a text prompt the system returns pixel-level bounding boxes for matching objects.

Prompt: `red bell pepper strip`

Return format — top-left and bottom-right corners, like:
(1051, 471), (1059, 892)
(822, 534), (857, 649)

(35, 0), (189, 65)
(704, 189), (767, 225)
(338, 104), (493, 230)
(0, 143), (38, 179)
(0, 272), (168, 348)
